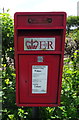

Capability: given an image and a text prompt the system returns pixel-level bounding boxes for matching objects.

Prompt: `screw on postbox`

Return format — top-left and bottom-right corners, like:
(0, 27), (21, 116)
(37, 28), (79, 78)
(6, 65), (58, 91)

(14, 12), (66, 107)
(28, 18), (32, 23)
(47, 18), (52, 23)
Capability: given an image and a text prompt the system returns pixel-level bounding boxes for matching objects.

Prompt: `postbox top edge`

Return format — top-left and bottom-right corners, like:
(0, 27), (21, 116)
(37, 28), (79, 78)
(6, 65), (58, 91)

(14, 12), (67, 17)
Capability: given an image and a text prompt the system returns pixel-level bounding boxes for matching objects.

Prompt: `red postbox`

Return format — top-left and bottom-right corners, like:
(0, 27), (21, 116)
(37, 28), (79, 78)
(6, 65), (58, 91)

(14, 12), (66, 107)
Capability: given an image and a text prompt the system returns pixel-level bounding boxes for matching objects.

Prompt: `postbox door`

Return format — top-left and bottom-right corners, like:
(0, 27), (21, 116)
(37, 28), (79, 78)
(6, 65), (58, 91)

(18, 54), (60, 104)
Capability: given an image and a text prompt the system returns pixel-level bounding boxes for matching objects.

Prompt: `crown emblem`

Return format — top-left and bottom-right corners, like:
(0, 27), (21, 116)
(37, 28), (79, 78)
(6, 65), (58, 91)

(26, 39), (38, 49)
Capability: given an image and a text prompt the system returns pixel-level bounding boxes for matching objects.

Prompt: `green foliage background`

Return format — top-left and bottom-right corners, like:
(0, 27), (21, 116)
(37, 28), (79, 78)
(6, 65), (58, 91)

(1, 11), (79, 120)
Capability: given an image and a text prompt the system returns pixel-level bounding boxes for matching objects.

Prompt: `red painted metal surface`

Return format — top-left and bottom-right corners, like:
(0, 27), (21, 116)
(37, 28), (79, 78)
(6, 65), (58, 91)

(14, 12), (66, 107)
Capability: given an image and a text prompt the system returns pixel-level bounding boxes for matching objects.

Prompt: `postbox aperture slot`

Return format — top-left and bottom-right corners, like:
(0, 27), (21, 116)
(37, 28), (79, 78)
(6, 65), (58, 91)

(18, 29), (63, 52)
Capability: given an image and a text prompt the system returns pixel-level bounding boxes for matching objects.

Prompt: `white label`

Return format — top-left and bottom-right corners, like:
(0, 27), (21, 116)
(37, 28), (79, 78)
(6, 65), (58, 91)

(32, 65), (48, 94)
(24, 38), (55, 50)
